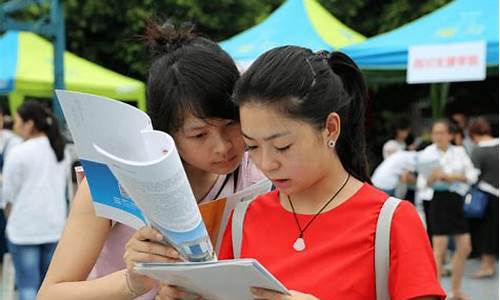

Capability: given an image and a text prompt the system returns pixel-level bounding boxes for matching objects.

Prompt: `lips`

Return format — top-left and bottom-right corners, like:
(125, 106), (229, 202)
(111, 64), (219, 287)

(271, 178), (291, 189)
(214, 154), (238, 165)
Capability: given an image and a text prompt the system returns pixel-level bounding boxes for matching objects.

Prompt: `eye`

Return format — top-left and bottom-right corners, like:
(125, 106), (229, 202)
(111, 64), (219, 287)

(225, 120), (236, 127)
(191, 133), (207, 139)
(276, 145), (291, 152)
(245, 144), (258, 151)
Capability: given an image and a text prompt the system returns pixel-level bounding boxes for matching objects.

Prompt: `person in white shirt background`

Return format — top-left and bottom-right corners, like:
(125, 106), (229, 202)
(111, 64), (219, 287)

(0, 106), (22, 270)
(382, 116), (411, 159)
(371, 150), (416, 199)
(2, 101), (70, 300)
(417, 119), (478, 300)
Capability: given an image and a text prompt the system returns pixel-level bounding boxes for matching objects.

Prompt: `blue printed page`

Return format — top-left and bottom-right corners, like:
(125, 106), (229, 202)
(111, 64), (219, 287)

(57, 90), (149, 229)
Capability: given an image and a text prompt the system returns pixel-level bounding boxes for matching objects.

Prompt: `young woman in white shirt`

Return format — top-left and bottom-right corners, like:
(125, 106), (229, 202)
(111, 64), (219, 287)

(2, 101), (69, 300)
(418, 120), (478, 300)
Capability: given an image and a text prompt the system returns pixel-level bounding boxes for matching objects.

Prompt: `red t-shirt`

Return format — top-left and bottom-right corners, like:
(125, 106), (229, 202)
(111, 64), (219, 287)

(219, 183), (446, 300)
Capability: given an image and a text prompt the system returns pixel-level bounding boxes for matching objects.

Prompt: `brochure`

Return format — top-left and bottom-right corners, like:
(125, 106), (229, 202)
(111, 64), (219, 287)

(134, 259), (289, 300)
(57, 90), (214, 261)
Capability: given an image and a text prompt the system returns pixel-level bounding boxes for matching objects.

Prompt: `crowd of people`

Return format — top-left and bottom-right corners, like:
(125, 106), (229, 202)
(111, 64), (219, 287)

(0, 20), (495, 300)
(372, 115), (499, 300)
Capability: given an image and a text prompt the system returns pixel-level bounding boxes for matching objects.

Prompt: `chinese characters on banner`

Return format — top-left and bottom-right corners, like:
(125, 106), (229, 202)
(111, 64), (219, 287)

(407, 41), (486, 84)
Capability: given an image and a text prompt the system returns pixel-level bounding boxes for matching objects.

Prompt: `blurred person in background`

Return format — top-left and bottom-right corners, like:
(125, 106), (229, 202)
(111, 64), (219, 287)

(0, 106), (22, 270)
(451, 112), (475, 154)
(382, 116), (411, 159)
(371, 150), (416, 201)
(468, 117), (498, 278)
(2, 101), (69, 300)
(417, 120), (478, 300)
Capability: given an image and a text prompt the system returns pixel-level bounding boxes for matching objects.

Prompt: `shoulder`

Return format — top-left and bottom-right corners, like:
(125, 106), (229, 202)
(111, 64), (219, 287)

(244, 190), (281, 218)
(351, 183), (390, 206)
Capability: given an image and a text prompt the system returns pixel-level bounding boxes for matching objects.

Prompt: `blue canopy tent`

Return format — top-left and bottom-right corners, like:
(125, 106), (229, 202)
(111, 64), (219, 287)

(342, 0), (498, 84)
(220, 0), (365, 70)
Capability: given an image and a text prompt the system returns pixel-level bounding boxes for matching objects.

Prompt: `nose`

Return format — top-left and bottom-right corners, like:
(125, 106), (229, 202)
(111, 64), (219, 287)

(213, 132), (232, 157)
(258, 148), (279, 173)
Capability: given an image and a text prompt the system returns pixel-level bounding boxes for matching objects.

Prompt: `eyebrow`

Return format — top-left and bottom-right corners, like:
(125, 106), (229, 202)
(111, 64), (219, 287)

(241, 130), (291, 141)
(184, 125), (207, 132)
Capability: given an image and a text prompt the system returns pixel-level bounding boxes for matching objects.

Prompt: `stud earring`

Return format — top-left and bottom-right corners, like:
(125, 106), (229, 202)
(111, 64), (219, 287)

(328, 140), (336, 148)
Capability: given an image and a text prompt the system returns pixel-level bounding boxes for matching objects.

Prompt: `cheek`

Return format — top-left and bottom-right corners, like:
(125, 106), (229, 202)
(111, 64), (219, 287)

(227, 126), (245, 151)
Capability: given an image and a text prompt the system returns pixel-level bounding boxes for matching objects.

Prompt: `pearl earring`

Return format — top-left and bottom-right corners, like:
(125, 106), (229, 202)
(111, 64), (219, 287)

(328, 140), (336, 148)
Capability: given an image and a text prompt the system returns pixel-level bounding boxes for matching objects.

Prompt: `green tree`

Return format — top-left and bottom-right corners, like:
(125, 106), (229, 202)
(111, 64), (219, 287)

(0, 0), (452, 80)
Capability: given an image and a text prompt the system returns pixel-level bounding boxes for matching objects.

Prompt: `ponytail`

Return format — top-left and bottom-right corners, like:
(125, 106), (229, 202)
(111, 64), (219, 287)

(17, 101), (65, 162)
(327, 52), (370, 183)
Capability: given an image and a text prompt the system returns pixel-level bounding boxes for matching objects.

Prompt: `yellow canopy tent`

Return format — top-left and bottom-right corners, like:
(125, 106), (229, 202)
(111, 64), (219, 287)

(0, 31), (146, 114)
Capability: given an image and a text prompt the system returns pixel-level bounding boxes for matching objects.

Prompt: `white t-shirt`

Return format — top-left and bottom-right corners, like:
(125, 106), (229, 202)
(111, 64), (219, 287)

(372, 151), (417, 190)
(382, 139), (406, 159)
(416, 144), (478, 201)
(0, 130), (23, 203)
(2, 136), (70, 244)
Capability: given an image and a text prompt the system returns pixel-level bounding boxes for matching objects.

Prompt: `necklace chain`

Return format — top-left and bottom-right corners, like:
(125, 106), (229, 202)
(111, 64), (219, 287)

(287, 173), (351, 238)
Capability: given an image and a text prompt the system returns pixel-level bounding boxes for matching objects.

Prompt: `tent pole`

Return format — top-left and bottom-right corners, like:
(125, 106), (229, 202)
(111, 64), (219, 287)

(430, 82), (450, 120)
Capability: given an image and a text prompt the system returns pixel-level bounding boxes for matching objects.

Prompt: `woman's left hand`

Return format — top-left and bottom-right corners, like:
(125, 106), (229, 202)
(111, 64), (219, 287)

(251, 288), (319, 300)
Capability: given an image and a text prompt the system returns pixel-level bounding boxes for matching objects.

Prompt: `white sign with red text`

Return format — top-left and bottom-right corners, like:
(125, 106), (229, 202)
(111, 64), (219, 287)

(407, 41), (486, 84)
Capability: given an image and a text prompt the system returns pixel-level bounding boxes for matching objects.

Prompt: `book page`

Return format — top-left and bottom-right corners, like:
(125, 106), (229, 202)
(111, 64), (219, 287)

(95, 130), (215, 262)
(57, 90), (148, 228)
(134, 259), (288, 300)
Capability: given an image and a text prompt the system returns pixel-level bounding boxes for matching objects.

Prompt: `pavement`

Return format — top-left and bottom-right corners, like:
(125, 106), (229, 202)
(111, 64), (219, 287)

(441, 258), (498, 300)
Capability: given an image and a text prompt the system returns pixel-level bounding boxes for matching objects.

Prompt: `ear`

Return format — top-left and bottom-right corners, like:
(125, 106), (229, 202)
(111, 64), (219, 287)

(24, 119), (35, 135)
(322, 112), (341, 143)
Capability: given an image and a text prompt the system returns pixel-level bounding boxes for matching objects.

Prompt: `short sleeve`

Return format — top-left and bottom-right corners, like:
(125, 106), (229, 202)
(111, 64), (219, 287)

(389, 201), (446, 300)
(2, 148), (24, 207)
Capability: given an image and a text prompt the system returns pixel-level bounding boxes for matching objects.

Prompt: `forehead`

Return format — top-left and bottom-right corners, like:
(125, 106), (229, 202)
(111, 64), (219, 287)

(239, 103), (313, 139)
(432, 123), (449, 132)
(181, 112), (229, 131)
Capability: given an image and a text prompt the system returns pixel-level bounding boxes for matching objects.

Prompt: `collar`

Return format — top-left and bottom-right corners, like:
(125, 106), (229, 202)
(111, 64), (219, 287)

(478, 138), (499, 147)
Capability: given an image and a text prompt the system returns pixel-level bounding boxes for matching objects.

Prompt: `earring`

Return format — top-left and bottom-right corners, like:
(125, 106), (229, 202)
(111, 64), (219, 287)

(328, 140), (336, 148)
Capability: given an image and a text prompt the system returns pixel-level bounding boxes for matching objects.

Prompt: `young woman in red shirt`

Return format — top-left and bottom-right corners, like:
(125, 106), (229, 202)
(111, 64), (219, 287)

(157, 46), (446, 300)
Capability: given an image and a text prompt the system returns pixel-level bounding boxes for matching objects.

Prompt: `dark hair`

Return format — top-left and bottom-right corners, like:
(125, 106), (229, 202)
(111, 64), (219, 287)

(17, 101), (65, 162)
(144, 20), (239, 134)
(432, 119), (452, 132)
(469, 117), (492, 137)
(233, 46), (370, 182)
(390, 116), (410, 138)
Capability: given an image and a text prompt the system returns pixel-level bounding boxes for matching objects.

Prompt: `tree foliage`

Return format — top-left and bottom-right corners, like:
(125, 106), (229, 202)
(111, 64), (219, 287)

(1, 0), (451, 80)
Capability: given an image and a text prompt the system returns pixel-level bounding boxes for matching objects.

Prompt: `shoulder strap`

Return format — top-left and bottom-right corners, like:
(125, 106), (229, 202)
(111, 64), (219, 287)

(231, 198), (253, 259)
(375, 196), (401, 300)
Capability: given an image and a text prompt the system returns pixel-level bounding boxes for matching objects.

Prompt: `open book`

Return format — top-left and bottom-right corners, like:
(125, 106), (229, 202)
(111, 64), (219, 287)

(135, 259), (289, 299)
(56, 90), (271, 261)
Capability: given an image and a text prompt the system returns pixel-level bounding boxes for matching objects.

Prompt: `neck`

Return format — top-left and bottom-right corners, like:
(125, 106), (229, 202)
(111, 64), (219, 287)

(27, 132), (45, 139)
(437, 143), (449, 151)
(477, 135), (493, 143)
(281, 159), (363, 214)
(184, 164), (219, 202)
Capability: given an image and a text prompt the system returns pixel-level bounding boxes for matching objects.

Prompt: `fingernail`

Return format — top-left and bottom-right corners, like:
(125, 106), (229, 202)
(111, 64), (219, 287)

(156, 234), (163, 241)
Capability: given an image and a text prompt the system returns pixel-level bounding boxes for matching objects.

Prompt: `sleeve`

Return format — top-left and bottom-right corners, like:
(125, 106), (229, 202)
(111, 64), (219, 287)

(388, 201), (446, 300)
(2, 149), (23, 207)
(458, 147), (479, 184)
(470, 148), (482, 169)
(218, 213), (235, 259)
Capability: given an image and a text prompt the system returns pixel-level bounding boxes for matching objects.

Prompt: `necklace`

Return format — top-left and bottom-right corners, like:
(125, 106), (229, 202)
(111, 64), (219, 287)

(287, 173), (351, 252)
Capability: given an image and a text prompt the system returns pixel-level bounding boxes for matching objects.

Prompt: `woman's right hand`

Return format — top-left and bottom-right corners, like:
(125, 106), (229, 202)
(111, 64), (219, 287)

(156, 283), (203, 300)
(124, 226), (182, 296)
